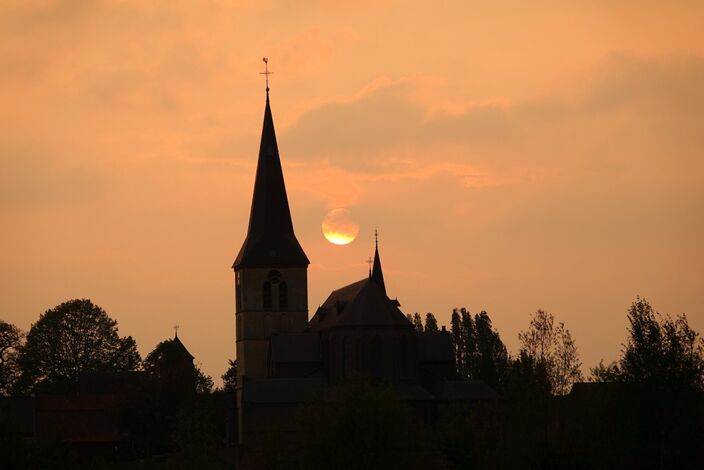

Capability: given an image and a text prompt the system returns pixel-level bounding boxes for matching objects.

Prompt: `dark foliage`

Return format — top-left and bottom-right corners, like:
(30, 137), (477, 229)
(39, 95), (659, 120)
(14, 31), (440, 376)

(0, 320), (23, 396)
(15, 299), (140, 394)
(450, 308), (510, 390)
(424, 312), (439, 332)
(519, 309), (583, 395)
(221, 359), (237, 392)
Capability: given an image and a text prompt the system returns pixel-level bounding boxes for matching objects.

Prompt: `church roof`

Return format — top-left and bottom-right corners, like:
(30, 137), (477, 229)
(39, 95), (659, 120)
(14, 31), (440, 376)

(310, 241), (411, 330)
(311, 278), (411, 330)
(334, 278), (410, 328)
(233, 92), (309, 269)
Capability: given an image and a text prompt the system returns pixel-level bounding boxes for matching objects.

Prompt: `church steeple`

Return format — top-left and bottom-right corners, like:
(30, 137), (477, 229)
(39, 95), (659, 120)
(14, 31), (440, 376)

(371, 229), (386, 295)
(233, 91), (309, 269)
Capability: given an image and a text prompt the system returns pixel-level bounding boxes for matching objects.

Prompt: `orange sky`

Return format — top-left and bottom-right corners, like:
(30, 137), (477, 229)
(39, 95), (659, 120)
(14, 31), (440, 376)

(2, 0), (703, 384)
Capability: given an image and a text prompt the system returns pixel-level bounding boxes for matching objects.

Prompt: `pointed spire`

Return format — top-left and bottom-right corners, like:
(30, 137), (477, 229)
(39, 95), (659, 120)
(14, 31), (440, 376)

(233, 86), (309, 269)
(371, 228), (386, 295)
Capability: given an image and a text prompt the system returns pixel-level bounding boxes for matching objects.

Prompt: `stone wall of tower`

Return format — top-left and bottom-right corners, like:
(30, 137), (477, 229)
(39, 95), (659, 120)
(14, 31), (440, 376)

(235, 266), (308, 380)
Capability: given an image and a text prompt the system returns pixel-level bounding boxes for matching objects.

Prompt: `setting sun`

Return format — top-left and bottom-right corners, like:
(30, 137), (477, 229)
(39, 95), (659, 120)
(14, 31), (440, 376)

(322, 208), (359, 245)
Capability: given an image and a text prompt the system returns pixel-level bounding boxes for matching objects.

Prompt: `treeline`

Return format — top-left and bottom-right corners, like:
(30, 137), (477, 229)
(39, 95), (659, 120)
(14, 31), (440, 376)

(408, 296), (704, 396)
(0, 299), (237, 469)
(0, 299), (237, 397)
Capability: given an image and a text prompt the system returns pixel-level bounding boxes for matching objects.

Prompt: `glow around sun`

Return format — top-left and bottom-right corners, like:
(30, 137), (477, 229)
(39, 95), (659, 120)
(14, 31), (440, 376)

(322, 208), (359, 245)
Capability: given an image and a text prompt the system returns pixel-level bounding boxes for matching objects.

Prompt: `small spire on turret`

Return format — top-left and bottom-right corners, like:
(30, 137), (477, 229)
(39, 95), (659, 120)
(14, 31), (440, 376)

(371, 228), (386, 295)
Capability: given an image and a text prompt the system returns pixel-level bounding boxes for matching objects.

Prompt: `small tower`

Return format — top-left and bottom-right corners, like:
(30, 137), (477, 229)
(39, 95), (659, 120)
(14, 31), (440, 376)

(232, 82), (310, 383)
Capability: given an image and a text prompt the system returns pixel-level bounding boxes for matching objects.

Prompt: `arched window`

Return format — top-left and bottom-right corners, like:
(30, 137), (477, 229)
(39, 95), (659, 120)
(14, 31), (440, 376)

(279, 282), (288, 310)
(263, 282), (272, 309)
(401, 335), (409, 378)
(371, 336), (384, 382)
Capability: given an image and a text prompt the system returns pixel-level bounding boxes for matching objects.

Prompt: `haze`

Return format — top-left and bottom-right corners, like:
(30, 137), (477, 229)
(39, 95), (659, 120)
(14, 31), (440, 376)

(1, 0), (703, 383)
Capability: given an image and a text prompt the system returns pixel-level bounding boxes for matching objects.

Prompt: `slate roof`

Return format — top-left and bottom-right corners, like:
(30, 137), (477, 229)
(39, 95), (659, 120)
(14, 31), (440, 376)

(334, 279), (411, 328)
(233, 93), (309, 269)
(311, 278), (411, 330)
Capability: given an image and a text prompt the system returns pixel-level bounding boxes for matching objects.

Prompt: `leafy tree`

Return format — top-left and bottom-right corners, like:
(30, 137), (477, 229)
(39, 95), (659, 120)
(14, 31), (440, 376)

(519, 309), (583, 394)
(450, 308), (509, 389)
(450, 309), (463, 375)
(15, 299), (140, 394)
(221, 359), (237, 391)
(589, 359), (621, 382)
(592, 297), (704, 391)
(473, 311), (510, 389)
(143, 338), (213, 395)
(0, 320), (24, 396)
(424, 312), (439, 333)
(411, 312), (423, 333)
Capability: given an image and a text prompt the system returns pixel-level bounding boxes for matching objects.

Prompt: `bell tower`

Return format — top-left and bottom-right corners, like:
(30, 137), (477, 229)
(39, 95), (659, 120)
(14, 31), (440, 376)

(232, 84), (310, 383)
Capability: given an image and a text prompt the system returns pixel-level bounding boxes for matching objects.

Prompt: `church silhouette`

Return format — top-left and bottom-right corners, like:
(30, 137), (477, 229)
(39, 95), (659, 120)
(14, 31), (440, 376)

(232, 87), (498, 463)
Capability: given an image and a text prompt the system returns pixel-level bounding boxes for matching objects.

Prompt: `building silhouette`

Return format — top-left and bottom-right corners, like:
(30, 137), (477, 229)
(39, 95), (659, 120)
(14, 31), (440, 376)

(232, 89), (497, 463)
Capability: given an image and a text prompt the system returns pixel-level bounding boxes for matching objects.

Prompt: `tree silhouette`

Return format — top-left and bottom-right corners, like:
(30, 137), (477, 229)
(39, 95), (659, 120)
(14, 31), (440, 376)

(424, 312), (439, 332)
(0, 320), (24, 396)
(411, 312), (423, 333)
(143, 338), (213, 396)
(221, 359), (237, 391)
(450, 308), (509, 389)
(15, 299), (140, 394)
(519, 309), (583, 395)
(591, 297), (704, 391)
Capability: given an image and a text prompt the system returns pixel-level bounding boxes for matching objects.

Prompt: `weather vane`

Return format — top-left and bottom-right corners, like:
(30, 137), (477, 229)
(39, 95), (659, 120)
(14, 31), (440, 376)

(260, 57), (273, 92)
(174, 324), (179, 338)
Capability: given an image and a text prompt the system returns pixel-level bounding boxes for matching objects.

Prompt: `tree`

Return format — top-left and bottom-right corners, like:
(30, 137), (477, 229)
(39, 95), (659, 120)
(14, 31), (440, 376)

(0, 320), (24, 396)
(411, 312), (423, 333)
(450, 309), (463, 375)
(473, 311), (510, 389)
(15, 299), (140, 394)
(221, 359), (237, 392)
(593, 297), (704, 390)
(449, 308), (509, 389)
(143, 338), (213, 395)
(519, 309), (583, 395)
(424, 312), (439, 333)
(589, 359), (621, 382)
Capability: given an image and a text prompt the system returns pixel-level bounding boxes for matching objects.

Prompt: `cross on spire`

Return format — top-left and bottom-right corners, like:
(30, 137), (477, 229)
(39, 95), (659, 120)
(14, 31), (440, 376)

(174, 324), (179, 338)
(260, 57), (273, 93)
(366, 256), (373, 277)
